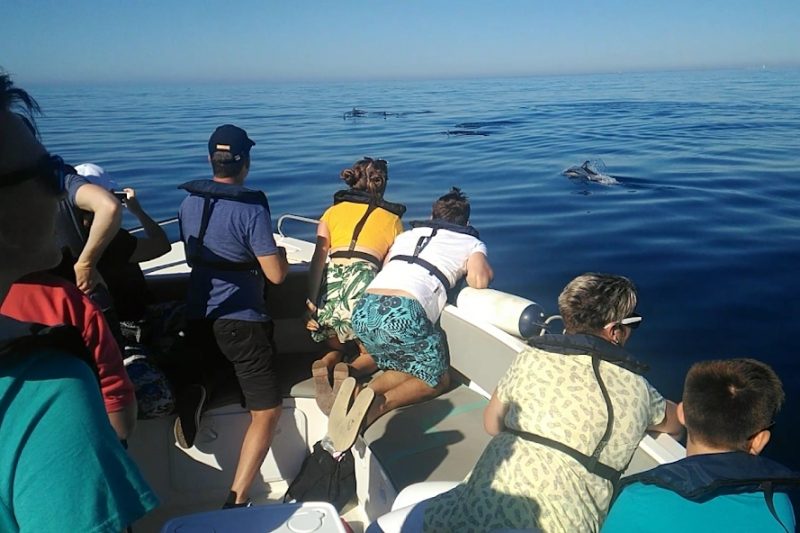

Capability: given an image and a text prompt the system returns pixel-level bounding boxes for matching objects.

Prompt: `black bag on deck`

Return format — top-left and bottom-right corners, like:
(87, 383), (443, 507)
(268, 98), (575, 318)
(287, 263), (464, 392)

(283, 440), (356, 512)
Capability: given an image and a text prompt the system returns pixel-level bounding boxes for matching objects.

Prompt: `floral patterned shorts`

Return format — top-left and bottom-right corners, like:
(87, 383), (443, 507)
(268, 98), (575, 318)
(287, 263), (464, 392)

(352, 293), (448, 387)
(312, 261), (378, 344)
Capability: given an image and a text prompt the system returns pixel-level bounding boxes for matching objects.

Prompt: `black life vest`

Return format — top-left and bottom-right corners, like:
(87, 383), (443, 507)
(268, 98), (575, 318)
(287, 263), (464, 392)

(0, 319), (99, 385)
(617, 451), (800, 531)
(388, 219), (480, 291)
(328, 190), (406, 268)
(178, 180), (270, 271)
(505, 334), (649, 486)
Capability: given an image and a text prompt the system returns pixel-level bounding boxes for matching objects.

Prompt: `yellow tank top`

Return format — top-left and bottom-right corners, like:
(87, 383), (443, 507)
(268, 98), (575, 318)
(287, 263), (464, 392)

(320, 201), (403, 257)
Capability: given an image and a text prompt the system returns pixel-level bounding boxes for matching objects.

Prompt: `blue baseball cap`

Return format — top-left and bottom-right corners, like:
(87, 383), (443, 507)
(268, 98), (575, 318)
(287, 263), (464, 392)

(208, 124), (255, 161)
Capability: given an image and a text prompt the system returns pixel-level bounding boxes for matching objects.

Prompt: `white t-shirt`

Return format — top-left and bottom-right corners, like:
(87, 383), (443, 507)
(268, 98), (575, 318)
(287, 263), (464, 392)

(368, 226), (487, 322)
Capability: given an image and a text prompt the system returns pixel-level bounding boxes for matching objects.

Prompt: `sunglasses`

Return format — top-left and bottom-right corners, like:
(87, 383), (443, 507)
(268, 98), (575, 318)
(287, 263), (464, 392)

(0, 154), (67, 196)
(616, 312), (643, 330)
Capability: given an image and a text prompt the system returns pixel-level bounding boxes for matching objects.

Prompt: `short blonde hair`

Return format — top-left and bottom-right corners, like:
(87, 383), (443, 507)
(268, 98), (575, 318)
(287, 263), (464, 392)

(558, 273), (637, 334)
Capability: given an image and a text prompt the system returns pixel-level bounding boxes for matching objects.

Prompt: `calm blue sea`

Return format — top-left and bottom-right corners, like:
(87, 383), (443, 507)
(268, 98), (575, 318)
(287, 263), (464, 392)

(32, 69), (800, 468)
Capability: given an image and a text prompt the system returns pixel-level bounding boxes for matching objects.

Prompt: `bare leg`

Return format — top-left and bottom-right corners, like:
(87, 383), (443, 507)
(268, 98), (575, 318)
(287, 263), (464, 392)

(229, 405), (282, 503)
(365, 370), (451, 426)
(316, 337), (347, 371)
(312, 338), (348, 415)
(348, 340), (378, 377)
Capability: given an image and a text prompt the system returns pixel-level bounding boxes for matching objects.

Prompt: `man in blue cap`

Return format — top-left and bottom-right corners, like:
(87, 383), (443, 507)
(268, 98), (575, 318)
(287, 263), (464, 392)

(177, 124), (289, 508)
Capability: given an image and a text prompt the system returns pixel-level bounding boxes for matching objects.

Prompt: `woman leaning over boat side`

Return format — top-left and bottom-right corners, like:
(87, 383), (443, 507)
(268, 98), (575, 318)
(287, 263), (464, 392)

(370, 273), (683, 533)
(305, 157), (405, 413)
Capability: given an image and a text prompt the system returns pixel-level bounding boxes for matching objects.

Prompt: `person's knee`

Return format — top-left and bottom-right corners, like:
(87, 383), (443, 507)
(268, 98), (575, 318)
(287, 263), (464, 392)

(250, 404), (282, 426)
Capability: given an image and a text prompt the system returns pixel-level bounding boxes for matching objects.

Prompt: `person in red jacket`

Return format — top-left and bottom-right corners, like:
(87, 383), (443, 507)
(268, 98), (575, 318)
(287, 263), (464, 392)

(2, 272), (137, 440)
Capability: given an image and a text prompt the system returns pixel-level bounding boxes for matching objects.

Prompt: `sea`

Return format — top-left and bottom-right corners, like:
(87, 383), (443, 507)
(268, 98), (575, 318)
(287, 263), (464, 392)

(31, 68), (800, 469)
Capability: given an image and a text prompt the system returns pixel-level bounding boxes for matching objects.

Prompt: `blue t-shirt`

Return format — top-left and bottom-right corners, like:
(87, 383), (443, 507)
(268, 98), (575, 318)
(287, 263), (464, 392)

(66, 173), (90, 204)
(54, 173), (91, 257)
(179, 184), (278, 321)
(0, 318), (159, 532)
(602, 480), (796, 533)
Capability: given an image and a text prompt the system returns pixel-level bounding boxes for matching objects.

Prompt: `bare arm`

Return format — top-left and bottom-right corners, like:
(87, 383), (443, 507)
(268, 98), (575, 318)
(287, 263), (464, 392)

(73, 183), (122, 292)
(307, 223), (331, 304)
(123, 188), (170, 263)
(648, 400), (684, 438)
(483, 389), (509, 436)
(108, 401), (138, 441)
(257, 247), (289, 285)
(466, 251), (493, 289)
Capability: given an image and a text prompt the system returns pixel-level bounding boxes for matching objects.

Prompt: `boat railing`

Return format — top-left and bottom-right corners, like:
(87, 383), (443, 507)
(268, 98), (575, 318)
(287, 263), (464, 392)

(277, 214), (320, 238)
(541, 315), (564, 335)
(128, 216), (179, 235)
(128, 214), (321, 238)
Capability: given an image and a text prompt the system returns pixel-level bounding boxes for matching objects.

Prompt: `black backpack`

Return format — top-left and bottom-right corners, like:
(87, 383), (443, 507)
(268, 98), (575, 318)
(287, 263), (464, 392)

(283, 440), (356, 512)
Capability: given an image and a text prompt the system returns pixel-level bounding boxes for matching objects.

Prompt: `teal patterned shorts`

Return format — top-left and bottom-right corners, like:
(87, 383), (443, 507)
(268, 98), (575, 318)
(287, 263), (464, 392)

(352, 293), (447, 387)
(312, 261), (378, 344)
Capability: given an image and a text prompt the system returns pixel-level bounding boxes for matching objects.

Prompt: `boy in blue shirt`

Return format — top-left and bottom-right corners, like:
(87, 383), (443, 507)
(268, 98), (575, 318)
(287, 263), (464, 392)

(603, 358), (797, 533)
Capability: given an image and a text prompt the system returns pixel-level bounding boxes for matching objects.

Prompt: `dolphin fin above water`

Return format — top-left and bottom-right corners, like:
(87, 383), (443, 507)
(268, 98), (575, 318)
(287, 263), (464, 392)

(563, 160), (620, 185)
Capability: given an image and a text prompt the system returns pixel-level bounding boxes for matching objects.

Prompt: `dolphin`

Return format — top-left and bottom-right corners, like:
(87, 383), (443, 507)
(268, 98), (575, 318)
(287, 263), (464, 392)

(443, 130), (490, 137)
(343, 107), (368, 120)
(563, 160), (620, 185)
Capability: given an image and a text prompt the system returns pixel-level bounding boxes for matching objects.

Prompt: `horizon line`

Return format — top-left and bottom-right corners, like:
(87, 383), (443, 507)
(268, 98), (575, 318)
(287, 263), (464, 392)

(20, 62), (800, 88)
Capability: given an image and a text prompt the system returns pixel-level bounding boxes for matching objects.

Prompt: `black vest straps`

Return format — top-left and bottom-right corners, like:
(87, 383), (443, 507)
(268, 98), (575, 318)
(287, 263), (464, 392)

(390, 226), (452, 291)
(328, 190), (405, 268)
(409, 219), (480, 238)
(506, 353), (622, 485)
(388, 219), (480, 291)
(0, 322), (99, 385)
(332, 189), (406, 217)
(619, 452), (800, 532)
(505, 335), (650, 485)
(178, 180), (268, 271)
(505, 427), (622, 485)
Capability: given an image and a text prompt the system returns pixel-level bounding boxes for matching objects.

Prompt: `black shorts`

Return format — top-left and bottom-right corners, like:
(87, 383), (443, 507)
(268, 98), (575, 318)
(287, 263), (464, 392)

(187, 318), (281, 410)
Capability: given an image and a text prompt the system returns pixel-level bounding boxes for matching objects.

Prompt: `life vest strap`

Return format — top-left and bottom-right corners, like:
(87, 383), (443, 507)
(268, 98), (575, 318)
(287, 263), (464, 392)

(329, 250), (382, 269)
(505, 427), (622, 485)
(186, 195), (260, 271)
(505, 354), (621, 485)
(388, 227), (453, 291)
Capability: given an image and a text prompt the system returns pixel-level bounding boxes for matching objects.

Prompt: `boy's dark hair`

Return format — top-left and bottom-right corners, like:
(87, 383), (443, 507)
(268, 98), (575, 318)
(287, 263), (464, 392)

(683, 358), (784, 451)
(211, 151), (248, 179)
(431, 187), (470, 226)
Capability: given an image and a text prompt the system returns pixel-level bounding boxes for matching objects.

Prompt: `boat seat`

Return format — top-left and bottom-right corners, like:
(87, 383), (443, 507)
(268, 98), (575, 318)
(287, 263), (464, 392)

(362, 385), (491, 492)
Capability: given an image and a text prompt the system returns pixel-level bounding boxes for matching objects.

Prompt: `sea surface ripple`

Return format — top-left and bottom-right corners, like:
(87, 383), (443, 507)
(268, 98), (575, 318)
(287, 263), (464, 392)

(32, 68), (800, 468)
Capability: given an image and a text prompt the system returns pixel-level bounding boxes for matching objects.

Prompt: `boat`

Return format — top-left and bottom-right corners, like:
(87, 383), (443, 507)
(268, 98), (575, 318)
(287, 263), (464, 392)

(128, 215), (686, 532)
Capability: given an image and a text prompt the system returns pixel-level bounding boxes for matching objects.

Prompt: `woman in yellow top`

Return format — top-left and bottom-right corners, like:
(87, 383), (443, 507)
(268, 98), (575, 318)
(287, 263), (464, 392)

(306, 157), (405, 413)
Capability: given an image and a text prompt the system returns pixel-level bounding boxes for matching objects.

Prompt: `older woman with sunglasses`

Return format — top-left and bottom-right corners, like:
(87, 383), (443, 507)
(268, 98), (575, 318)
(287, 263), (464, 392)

(372, 273), (682, 533)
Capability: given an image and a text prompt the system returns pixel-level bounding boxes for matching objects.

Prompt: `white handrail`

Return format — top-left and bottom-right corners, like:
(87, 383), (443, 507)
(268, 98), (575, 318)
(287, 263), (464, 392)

(277, 214), (320, 238)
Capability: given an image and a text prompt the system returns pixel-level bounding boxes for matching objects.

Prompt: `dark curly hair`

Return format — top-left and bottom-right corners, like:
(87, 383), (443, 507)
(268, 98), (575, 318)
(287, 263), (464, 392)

(431, 187), (470, 226)
(340, 157), (388, 198)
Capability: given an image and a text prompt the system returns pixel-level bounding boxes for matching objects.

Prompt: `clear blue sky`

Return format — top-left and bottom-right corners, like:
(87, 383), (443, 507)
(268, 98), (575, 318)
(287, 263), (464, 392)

(3, 0), (799, 84)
